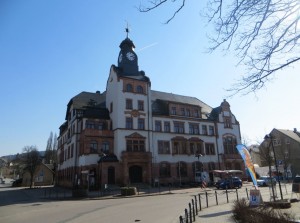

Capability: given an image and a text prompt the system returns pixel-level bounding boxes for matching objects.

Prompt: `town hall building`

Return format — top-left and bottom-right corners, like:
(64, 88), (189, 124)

(56, 33), (245, 189)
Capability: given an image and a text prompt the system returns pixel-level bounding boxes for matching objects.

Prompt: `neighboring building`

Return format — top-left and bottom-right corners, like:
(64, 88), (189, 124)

(259, 128), (300, 178)
(22, 163), (55, 187)
(248, 144), (262, 166)
(57, 33), (244, 189)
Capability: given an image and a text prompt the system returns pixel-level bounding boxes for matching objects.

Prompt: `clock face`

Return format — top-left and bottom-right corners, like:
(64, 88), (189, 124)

(118, 53), (123, 63)
(126, 52), (135, 61)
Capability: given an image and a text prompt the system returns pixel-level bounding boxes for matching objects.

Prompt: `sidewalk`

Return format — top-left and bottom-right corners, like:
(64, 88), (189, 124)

(195, 194), (300, 223)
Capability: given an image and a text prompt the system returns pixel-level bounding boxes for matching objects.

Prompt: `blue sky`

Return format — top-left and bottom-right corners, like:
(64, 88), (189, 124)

(0, 0), (299, 157)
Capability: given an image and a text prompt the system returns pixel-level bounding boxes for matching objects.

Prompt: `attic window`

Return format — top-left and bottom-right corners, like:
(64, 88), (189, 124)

(136, 85), (143, 93)
(126, 84), (133, 92)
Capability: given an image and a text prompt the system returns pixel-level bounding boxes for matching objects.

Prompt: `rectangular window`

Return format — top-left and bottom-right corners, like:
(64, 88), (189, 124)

(90, 141), (98, 153)
(202, 125), (207, 135)
(194, 109), (199, 117)
(164, 121), (170, 132)
(158, 141), (170, 154)
(189, 123), (199, 134)
(224, 118), (232, 128)
(209, 126), (215, 135)
(138, 100), (144, 111)
(155, 120), (162, 132)
(101, 142), (110, 153)
(186, 109), (190, 117)
(126, 117), (133, 129)
(174, 122), (184, 133)
(171, 107), (176, 115)
(205, 143), (215, 155)
(180, 108), (185, 116)
(138, 118), (145, 130)
(172, 141), (187, 154)
(126, 99), (133, 109)
(126, 139), (145, 152)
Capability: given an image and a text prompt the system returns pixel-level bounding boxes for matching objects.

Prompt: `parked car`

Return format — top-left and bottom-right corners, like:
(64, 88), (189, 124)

(257, 176), (277, 187)
(12, 178), (22, 187)
(292, 175), (300, 193)
(216, 177), (242, 189)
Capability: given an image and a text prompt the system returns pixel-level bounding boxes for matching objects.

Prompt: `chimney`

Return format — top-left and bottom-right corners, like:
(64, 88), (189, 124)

(294, 128), (297, 133)
(96, 91), (100, 94)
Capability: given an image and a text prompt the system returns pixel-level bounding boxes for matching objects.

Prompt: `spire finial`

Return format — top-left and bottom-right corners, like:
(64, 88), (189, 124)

(125, 21), (130, 38)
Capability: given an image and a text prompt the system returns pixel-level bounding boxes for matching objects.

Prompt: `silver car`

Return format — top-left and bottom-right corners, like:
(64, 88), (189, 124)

(257, 176), (277, 187)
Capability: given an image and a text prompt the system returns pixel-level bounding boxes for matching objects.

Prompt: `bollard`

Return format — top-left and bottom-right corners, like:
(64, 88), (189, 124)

(246, 187), (249, 200)
(189, 203), (192, 223)
(185, 208), (188, 223)
(179, 215), (183, 223)
(215, 191), (218, 205)
(205, 191), (208, 208)
(194, 195), (198, 215)
(236, 188), (239, 200)
(192, 199), (195, 222)
(226, 189), (229, 203)
(198, 194), (202, 211)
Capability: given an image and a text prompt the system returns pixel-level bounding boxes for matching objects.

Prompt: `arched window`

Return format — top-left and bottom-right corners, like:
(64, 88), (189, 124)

(136, 85), (143, 93)
(159, 162), (171, 177)
(126, 83), (133, 92)
(223, 135), (237, 154)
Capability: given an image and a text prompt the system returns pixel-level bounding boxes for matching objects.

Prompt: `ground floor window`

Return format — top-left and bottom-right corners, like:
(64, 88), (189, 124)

(159, 162), (171, 177)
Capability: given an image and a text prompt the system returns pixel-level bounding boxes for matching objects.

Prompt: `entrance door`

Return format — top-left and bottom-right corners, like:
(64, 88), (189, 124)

(107, 166), (115, 184)
(129, 165), (143, 183)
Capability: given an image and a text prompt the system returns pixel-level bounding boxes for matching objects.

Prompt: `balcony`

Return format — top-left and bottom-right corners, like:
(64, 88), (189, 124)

(82, 128), (114, 137)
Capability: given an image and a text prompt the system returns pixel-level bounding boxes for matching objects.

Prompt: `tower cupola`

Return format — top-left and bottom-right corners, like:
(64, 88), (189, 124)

(117, 27), (139, 75)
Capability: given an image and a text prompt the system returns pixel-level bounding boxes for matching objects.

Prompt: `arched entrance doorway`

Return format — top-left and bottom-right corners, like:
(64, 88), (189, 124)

(129, 165), (143, 183)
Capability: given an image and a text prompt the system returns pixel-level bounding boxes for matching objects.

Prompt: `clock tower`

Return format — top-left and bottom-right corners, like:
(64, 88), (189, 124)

(117, 28), (139, 76)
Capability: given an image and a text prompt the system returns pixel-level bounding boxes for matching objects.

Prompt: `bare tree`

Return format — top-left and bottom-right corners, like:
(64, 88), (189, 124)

(22, 146), (41, 188)
(139, 0), (300, 95)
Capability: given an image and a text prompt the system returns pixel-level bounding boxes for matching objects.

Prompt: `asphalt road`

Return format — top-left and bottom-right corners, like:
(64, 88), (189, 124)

(0, 182), (298, 223)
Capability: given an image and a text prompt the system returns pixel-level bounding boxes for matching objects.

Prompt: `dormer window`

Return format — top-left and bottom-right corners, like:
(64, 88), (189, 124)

(126, 83), (133, 92)
(136, 85), (143, 93)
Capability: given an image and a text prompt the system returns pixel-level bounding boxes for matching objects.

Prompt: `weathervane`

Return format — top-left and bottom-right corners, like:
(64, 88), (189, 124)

(125, 21), (130, 38)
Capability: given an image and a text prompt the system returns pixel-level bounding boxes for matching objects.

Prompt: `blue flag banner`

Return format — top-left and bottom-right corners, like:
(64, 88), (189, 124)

(236, 144), (258, 187)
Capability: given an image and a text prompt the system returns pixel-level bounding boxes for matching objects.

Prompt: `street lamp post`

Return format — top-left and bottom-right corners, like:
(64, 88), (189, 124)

(265, 134), (283, 200)
(217, 153), (223, 170)
(179, 161), (181, 187)
(195, 153), (203, 172)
